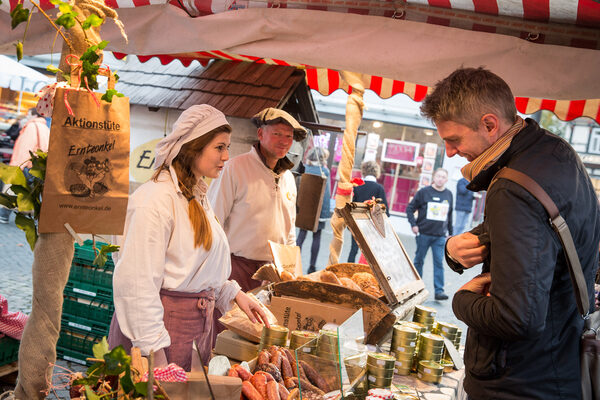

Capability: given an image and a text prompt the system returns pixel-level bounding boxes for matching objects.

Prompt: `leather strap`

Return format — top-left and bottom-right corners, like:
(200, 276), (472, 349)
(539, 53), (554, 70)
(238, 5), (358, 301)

(493, 168), (590, 318)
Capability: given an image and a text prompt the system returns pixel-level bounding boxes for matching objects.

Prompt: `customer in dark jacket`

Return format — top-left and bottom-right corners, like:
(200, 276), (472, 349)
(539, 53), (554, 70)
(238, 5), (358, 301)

(347, 160), (389, 262)
(406, 168), (453, 300)
(297, 147), (332, 273)
(454, 177), (475, 234)
(421, 67), (600, 400)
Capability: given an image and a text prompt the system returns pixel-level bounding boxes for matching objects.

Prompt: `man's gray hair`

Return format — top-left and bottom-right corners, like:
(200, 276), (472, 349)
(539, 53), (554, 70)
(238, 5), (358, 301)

(361, 160), (381, 178)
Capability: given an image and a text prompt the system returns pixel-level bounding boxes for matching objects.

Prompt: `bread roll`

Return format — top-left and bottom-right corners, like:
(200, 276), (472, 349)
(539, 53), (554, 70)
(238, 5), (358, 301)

(319, 270), (342, 285)
(339, 277), (362, 291)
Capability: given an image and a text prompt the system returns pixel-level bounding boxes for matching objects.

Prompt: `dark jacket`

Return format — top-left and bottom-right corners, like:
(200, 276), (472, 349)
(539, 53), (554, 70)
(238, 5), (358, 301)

(353, 178), (390, 216)
(406, 185), (453, 236)
(304, 164), (332, 219)
(455, 177), (474, 212)
(449, 119), (600, 399)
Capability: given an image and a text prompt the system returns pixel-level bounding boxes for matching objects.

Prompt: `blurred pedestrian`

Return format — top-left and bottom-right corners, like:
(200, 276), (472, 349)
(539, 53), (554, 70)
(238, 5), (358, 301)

(0, 108), (49, 224)
(347, 160), (390, 263)
(454, 177), (475, 234)
(406, 167), (453, 300)
(297, 147), (331, 273)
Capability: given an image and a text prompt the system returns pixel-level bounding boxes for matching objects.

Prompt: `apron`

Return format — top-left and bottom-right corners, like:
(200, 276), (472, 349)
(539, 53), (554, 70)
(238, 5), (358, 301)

(108, 288), (215, 372)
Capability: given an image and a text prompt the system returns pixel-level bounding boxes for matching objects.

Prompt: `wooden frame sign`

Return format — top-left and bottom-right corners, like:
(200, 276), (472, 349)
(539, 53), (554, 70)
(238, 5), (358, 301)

(338, 202), (425, 306)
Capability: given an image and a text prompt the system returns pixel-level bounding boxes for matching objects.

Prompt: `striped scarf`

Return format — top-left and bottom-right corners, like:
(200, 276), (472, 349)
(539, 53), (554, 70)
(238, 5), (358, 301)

(461, 116), (526, 181)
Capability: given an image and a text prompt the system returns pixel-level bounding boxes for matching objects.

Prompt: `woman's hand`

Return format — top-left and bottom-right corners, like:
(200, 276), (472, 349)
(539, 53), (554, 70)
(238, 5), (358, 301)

(235, 291), (271, 328)
(446, 232), (488, 269)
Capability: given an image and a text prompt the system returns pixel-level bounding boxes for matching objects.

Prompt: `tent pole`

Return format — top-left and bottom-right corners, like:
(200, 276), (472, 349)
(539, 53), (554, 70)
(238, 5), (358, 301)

(328, 71), (367, 265)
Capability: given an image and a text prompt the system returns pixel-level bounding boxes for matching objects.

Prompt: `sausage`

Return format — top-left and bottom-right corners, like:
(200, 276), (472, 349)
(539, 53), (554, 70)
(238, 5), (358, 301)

(255, 363), (282, 382)
(258, 350), (271, 366)
(250, 373), (268, 399)
(319, 270), (342, 285)
(279, 353), (293, 380)
(269, 347), (282, 369)
(254, 370), (275, 382)
(278, 382), (290, 399)
(283, 377), (298, 390)
(266, 380), (281, 400)
(234, 365), (253, 381)
(281, 348), (297, 377)
(298, 378), (325, 396)
(287, 388), (299, 400)
(299, 361), (329, 392)
(228, 367), (240, 378)
(242, 381), (264, 400)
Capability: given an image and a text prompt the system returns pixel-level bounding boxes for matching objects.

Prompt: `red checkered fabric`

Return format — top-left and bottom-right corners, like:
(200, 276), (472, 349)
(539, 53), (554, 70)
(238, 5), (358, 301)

(142, 363), (188, 383)
(0, 294), (28, 340)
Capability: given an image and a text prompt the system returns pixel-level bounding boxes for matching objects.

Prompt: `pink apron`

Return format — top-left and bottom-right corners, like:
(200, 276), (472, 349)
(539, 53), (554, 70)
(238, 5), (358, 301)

(108, 288), (215, 371)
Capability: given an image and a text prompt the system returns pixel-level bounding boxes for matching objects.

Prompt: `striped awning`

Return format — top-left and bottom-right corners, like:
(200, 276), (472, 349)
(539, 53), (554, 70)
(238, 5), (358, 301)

(114, 50), (600, 123)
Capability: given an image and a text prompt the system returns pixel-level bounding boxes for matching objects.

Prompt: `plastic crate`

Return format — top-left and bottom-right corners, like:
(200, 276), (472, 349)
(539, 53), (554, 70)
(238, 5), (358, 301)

(65, 280), (113, 300)
(58, 324), (105, 357)
(69, 262), (113, 290)
(56, 346), (93, 366)
(62, 288), (114, 327)
(72, 239), (115, 268)
(0, 335), (20, 366)
(61, 315), (110, 337)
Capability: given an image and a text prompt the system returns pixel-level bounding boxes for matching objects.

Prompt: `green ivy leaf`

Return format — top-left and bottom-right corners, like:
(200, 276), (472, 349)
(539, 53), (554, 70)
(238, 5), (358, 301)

(10, 4), (29, 29)
(83, 386), (100, 400)
(134, 382), (148, 396)
(103, 346), (131, 376)
(46, 64), (62, 75)
(57, 1), (73, 14)
(82, 14), (103, 30)
(15, 213), (37, 251)
(92, 337), (110, 359)
(15, 41), (23, 61)
(100, 89), (124, 103)
(55, 13), (76, 29)
(119, 365), (135, 394)
(0, 193), (17, 210)
(11, 186), (35, 212)
(93, 244), (119, 267)
(97, 40), (109, 50)
(0, 164), (27, 187)
(113, 73), (120, 82)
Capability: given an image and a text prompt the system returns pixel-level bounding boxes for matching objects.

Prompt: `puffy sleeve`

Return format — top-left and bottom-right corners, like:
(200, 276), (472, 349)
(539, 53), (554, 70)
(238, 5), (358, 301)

(214, 279), (241, 314)
(112, 204), (173, 355)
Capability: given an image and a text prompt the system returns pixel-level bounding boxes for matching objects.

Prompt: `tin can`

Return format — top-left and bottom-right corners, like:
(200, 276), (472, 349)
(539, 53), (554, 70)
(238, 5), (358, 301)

(440, 359), (454, 373)
(419, 333), (444, 347)
(289, 330), (318, 349)
(367, 352), (396, 369)
(367, 374), (393, 388)
(367, 364), (395, 378)
(394, 359), (413, 371)
(435, 321), (459, 336)
(392, 325), (418, 340)
(414, 305), (437, 316)
(417, 360), (443, 383)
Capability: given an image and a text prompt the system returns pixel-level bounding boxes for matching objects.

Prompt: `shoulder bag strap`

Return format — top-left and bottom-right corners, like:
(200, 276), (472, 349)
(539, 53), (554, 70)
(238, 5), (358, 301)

(494, 167), (590, 318)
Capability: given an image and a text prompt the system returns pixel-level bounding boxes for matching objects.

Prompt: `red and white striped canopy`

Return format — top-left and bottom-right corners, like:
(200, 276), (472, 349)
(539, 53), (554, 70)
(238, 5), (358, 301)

(2, 0), (599, 122)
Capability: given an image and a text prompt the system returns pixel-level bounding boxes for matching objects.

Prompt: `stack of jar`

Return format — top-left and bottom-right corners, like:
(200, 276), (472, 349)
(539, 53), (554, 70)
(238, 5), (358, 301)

(366, 352), (395, 390)
(432, 321), (460, 371)
(389, 324), (419, 375)
(259, 325), (288, 351)
(316, 329), (339, 362)
(289, 330), (318, 354)
(417, 332), (445, 364)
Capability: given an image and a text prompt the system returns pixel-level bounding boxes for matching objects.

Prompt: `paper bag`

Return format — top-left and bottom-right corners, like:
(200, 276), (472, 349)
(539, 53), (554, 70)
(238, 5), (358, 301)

(296, 172), (326, 231)
(268, 240), (302, 277)
(39, 87), (130, 234)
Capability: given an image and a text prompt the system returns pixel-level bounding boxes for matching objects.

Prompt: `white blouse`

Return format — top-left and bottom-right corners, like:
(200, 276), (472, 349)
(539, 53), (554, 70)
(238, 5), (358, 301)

(112, 170), (240, 355)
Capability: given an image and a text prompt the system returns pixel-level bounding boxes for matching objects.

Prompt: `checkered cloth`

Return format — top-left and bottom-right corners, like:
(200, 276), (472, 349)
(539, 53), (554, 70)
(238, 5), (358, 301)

(0, 294), (28, 340)
(142, 363), (188, 383)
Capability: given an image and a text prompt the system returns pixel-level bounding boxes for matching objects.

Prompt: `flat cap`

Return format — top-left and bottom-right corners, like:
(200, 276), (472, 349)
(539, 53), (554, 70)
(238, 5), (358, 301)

(251, 107), (307, 141)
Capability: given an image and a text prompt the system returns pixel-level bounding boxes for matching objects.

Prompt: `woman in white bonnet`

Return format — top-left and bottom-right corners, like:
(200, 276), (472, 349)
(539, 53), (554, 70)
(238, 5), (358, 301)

(109, 105), (269, 370)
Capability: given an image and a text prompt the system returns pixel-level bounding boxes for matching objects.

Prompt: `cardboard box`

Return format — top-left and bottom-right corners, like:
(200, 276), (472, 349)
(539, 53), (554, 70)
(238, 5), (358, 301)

(269, 295), (357, 332)
(213, 330), (259, 362)
(161, 373), (242, 399)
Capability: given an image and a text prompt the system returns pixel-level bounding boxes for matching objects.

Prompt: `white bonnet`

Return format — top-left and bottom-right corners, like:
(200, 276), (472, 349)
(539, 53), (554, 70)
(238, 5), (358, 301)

(154, 104), (231, 169)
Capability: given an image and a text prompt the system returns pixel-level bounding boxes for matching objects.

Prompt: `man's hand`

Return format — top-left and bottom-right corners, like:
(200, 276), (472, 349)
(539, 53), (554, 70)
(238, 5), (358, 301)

(459, 272), (491, 295)
(235, 291), (271, 328)
(412, 226), (419, 235)
(447, 232), (488, 269)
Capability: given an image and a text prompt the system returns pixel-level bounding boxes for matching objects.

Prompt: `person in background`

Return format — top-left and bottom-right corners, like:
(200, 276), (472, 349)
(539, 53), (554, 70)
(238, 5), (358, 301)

(406, 167), (453, 300)
(0, 108), (49, 224)
(207, 107), (306, 291)
(422, 67), (599, 399)
(297, 147), (332, 274)
(109, 105), (268, 371)
(454, 177), (475, 234)
(347, 160), (390, 263)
